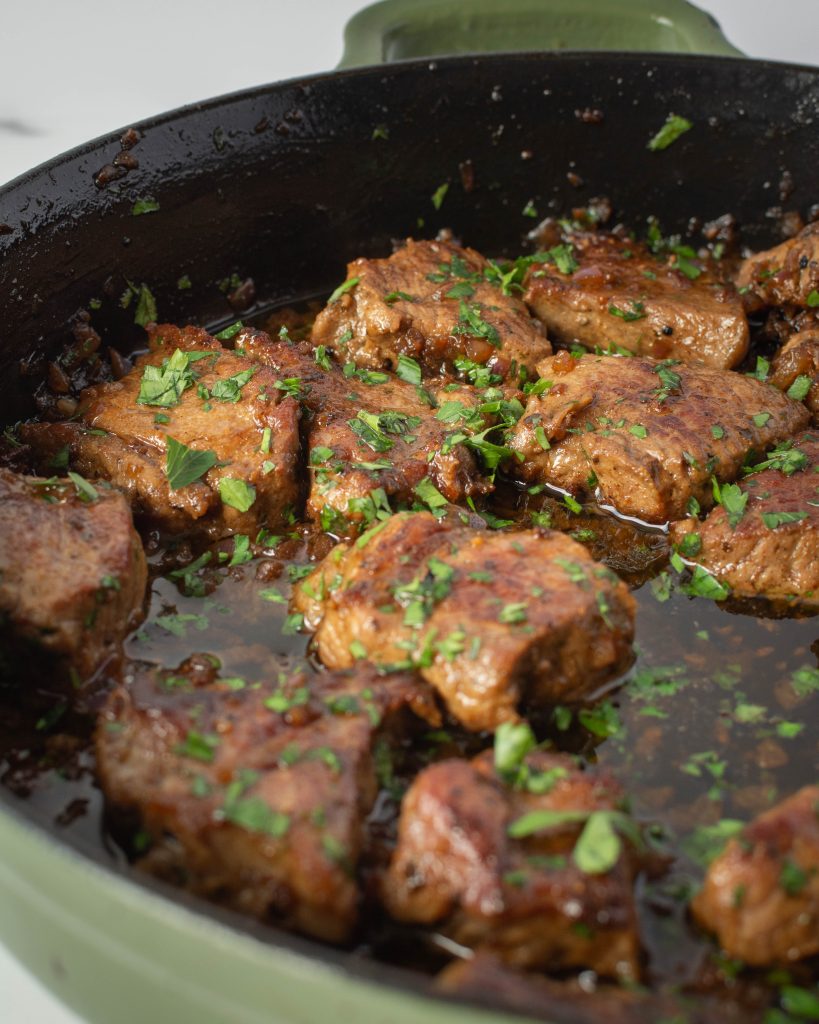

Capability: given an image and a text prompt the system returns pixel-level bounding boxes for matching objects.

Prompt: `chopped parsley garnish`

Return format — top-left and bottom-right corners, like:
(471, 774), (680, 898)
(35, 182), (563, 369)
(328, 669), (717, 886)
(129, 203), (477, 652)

(608, 300), (646, 322)
(413, 477), (448, 512)
(327, 276), (360, 304)
(348, 412), (394, 452)
(214, 321), (244, 341)
(314, 345), (332, 371)
(210, 366), (256, 403)
(745, 441), (808, 477)
(67, 471), (98, 503)
(761, 510), (808, 529)
(787, 374), (813, 401)
(452, 301), (501, 348)
(174, 730), (219, 763)
(219, 478), (256, 512)
(712, 478), (748, 529)
(164, 436), (218, 490)
(137, 348), (208, 407)
(652, 360), (682, 403)
(647, 114), (693, 151)
(396, 354), (422, 386)
(431, 182), (449, 210)
(384, 290), (414, 304)
(133, 283), (157, 328)
(807, 290), (819, 308)
(131, 198), (160, 216)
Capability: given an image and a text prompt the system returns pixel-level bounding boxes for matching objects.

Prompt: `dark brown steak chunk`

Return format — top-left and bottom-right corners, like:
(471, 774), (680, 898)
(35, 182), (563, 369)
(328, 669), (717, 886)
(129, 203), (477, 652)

(0, 469), (146, 680)
(691, 785), (819, 966)
(383, 750), (642, 979)
(96, 657), (438, 943)
(310, 239), (551, 381)
(736, 221), (819, 312)
(21, 325), (302, 538)
(523, 231), (749, 369)
(508, 352), (810, 524)
(293, 512), (635, 732)
(770, 330), (819, 424)
(236, 327), (500, 533)
(670, 431), (819, 604)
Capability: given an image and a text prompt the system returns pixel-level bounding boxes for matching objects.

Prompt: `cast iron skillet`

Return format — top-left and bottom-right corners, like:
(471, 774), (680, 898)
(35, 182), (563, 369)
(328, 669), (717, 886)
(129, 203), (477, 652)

(0, 4), (818, 1023)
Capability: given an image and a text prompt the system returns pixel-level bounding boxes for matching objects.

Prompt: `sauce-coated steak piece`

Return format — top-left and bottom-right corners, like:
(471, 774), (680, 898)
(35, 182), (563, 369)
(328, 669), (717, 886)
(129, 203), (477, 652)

(293, 511), (635, 732)
(311, 239), (551, 381)
(21, 325), (302, 538)
(670, 431), (819, 605)
(523, 231), (749, 369)
(383, 750), (643, 979)
(97, 657), (438, 943)
(692, 785), (819, 966)
(235, 328), (499, 533)
(770, 330), (819, 424)
(0, 468), (146, 680)
(736, 221), (819, 312)
(508, 352), (810, 524)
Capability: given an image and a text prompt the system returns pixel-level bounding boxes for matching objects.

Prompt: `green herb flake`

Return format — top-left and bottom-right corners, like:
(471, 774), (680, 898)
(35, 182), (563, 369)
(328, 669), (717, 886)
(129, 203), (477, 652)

(327, 276), (360, 304)
(174, 730), (219, 763)
(431, 182), (449, 210)
(214, 321), (244, 341)
(67, 471), (99, 503)
(131, 198), (160, 216)
(787, 375), (813, 401)
(761, 510), (808, 529)
(647, 113), (693, 151)
(218, 477), (256, 512)
(165, 436), (218, 490)
(134, 284), (157, 328)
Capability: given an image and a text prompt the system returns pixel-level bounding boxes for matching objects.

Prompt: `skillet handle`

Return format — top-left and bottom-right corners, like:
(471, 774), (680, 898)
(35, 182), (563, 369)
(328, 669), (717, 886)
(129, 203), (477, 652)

(338, 0), (744, 67)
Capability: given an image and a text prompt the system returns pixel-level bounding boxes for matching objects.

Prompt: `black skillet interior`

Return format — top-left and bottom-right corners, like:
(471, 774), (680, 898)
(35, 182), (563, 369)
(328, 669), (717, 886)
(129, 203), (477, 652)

(1, 51), (819, 429)
(0, 50), (818, 1016)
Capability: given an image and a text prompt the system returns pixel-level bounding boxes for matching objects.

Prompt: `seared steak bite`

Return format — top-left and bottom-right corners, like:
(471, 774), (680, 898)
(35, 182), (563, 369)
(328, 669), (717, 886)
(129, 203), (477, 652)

(21, 325), (302, 538)
(383, 748), (642, 979)
(0, 468), (146, 680)
(670, 432), (819, 604)
(508, 352), (811, 524)
(96, 657), (439, 942)
(293, 512), (635, 732)
(736, 221), (819, 312)
(691, 785), (819, 966)
(523, 231), (749, 369)
(310, 239), (551, 381)
(236, 327), (500, 532)
(770, 330), (819, 423)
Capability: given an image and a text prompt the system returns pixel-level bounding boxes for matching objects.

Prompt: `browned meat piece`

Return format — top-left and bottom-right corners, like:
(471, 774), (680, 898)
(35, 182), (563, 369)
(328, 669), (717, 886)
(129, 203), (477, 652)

(691, 785), (819, 965)
(671, 432), (819, 604)
(770, 330), (819, 423)
(0, 469), (146, 680)
(21, 325), (302, 538)
(736, 221), (819, 311)
(508, 352), (810, 524)
(437, 953), (763, 1024)
(293, 512), (635, 732)
(523, 232), (749, 369)
(310, 239), (551, 381)
(235, 327), (499, 532)
(383, 750), (642, 979)
(97, 657), (439, 943)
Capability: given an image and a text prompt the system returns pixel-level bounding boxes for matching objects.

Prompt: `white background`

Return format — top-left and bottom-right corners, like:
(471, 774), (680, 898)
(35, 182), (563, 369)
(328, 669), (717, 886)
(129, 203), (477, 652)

(0, 0), (816, 1019)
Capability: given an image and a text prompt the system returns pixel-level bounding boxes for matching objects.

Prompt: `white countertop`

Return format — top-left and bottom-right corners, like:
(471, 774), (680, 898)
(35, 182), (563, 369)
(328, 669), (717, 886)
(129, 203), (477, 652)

(1, 1), (817, 1020)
